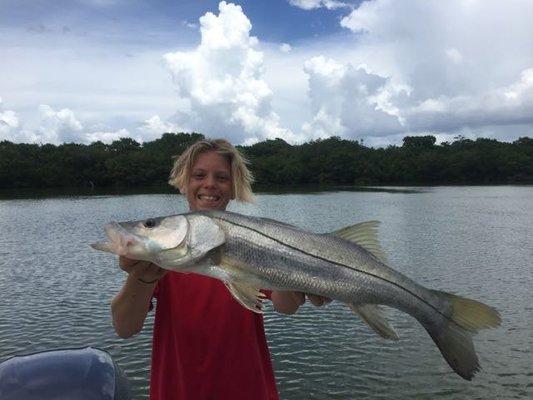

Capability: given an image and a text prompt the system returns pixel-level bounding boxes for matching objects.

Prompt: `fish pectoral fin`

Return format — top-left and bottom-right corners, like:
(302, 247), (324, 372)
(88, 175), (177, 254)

(349, 304), (399, 340)
(224, 282), (266, 314)
(330, 221), (388, 264)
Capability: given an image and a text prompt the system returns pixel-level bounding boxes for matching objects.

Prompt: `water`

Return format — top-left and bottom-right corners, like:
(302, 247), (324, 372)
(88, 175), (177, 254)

(0, 186), (531, 399)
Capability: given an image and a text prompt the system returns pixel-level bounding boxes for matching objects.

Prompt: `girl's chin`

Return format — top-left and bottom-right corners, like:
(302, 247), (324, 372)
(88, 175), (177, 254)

(191, 200), (227, 211)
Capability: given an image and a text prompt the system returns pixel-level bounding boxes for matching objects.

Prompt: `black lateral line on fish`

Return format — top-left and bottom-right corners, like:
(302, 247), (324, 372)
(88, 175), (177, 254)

(215, 216), (457, 326)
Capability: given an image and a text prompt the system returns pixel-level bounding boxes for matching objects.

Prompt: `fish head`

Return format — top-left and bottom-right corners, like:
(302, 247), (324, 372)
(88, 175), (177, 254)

(91, 215), (189, 262)
(91, 213), (226, 270)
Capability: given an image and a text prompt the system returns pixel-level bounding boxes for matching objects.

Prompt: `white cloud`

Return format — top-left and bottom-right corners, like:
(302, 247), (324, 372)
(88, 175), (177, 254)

(0, 28), (179, 142)
(280, 43), (292, 53)
(182, 20), (199, 30)
(2, 0), (532, 146)
(163, 1), (300, 143)
(445, 48), (463, 64)
(302, 56), (404, 138)
(0, 98), (21, 141)
(405, 67), (533, 132)
(34, 105), (84, 144)
(340, 0), (382, 32)
(137, 115), (183, 142)
(85, 128), (130, 144)
(1, 102), (134, 145)
(288, 0), (349, 10)
(330, 0), (533, 139)
(0, 103), (86, 145)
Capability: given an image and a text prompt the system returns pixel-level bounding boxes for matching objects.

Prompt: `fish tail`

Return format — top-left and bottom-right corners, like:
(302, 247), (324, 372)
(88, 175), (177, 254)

(423, 290), (501, 380)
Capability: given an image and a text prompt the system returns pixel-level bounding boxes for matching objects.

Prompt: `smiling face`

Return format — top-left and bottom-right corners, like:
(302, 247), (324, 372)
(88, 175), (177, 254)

(185, 150), (234, 211)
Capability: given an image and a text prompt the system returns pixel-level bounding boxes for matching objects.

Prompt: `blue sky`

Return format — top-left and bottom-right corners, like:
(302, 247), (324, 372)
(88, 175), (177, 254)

(1, 0), (357, 47)
(1, 0), (532, 146)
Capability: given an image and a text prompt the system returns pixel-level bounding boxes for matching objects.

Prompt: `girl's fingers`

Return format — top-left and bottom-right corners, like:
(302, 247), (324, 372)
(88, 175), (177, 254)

(307, 294), (332, 307)
(292, 292), (305, 306)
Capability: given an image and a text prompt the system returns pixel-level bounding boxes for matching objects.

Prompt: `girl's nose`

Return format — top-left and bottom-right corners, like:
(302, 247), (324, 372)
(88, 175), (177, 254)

(204, 174), (216, 187)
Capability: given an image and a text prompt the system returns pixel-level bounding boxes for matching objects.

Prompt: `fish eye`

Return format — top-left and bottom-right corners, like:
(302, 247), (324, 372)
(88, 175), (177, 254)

(144, 218), (157, 228)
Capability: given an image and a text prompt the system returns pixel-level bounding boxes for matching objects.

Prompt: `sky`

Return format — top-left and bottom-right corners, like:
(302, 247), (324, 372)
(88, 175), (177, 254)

(1, 0), (532, 147)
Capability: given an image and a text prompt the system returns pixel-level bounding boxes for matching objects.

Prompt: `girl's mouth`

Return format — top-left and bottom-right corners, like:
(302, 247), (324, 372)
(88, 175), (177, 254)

(197, 194), (220, 201)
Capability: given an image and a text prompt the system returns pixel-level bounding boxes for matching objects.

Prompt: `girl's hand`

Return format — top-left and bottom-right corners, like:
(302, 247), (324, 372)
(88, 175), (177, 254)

(271, 291), (332, 314)
(119, 256), (167, 284)
(306, 294), (332, 307)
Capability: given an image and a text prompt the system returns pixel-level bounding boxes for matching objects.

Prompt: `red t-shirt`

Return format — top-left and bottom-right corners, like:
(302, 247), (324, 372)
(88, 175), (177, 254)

(149, 271), (279, 400)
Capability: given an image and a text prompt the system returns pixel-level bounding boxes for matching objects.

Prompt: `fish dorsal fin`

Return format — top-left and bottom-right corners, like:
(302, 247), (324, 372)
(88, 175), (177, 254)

(331, 221), (388, 263)
(224, 282), (266, 314)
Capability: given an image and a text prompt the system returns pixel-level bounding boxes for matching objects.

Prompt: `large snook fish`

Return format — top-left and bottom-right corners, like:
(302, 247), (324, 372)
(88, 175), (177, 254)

(92, 210), (501, 380)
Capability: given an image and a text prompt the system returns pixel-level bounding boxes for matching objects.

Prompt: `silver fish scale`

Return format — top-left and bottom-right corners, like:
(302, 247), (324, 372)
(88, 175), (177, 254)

(208, 211), (439, 312)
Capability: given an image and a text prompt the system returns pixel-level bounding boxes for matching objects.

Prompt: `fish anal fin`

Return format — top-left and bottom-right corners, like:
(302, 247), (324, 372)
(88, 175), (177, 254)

(331, 221), (388, 263)
(224, 282), (266, 314)
(349, 304), (399, 340)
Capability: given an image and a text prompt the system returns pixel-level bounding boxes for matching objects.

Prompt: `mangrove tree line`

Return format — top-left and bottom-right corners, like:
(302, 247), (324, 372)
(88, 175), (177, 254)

(0, 133), (531, 189)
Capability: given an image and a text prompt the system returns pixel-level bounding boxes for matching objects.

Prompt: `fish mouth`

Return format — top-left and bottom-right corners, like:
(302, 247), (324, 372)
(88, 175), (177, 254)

(90, 222), (141, 255)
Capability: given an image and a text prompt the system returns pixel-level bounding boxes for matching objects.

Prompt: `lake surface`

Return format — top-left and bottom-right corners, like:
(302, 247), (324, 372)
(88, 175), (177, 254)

(0, 187), (531, 399)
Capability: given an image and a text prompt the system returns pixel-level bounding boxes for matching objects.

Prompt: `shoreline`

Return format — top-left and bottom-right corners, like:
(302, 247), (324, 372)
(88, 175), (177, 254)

(1, 183), (531, 200)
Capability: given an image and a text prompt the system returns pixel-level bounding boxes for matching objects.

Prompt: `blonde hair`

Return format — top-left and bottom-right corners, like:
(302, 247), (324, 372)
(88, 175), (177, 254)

(168, 138), (255, 203)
